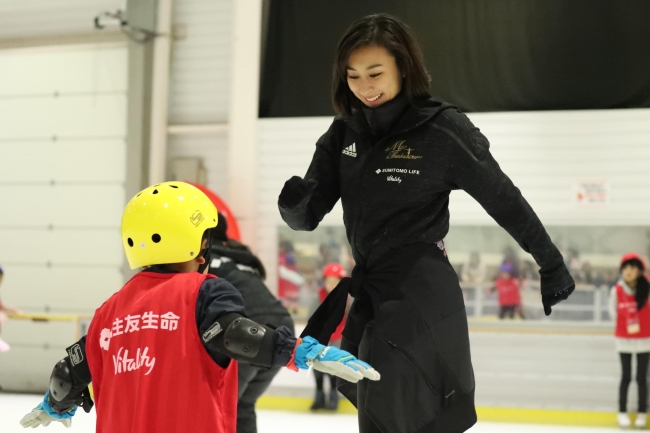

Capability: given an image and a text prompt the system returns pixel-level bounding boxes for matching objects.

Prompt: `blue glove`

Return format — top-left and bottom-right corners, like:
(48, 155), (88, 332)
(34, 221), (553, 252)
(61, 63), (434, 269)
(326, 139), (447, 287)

(20, 391), (77, 428)
(294, 336), (380, 383)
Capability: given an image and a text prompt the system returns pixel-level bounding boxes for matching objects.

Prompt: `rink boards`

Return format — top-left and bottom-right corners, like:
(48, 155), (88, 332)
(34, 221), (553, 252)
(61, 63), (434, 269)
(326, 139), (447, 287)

(0, 316), (621, 426)
(265, 320), (621, 421)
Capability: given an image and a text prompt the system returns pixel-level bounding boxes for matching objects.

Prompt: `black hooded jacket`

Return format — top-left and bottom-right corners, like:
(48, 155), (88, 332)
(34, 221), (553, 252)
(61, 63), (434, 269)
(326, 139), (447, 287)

(209, 244), (293, 329)
(279, 94), (574, 295)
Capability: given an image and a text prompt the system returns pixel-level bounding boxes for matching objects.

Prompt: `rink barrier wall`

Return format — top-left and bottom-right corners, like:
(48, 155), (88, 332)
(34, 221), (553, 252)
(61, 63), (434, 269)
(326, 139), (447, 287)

(1, 316), (622, 425)
(255, 396), (621, 428)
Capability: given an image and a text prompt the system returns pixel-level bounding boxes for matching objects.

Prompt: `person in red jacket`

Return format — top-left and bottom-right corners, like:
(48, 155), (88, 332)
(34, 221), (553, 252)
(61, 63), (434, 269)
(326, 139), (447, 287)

(18, 182), (379, 432)
(310, 263), (347, 411)
(492, 264), (524, 320)
(608, 253), (650, 429)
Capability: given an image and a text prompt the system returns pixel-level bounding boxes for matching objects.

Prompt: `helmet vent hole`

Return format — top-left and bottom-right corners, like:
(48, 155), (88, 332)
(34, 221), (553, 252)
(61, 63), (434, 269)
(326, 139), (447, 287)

(127, 238), (134, 247)
(169, 185), (178, 188)
(190, 252), (194, 256)
(152, 189), (159, 194)
(152, 234), (161, 243)
(136, 193), (142, 197)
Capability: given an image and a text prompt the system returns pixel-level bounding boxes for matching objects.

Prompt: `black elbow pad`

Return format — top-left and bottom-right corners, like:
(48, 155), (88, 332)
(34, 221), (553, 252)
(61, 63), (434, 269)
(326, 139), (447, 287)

(49, 359), (73, 404)
(203, 314), (275, 368)
(48, 358), (94, 414)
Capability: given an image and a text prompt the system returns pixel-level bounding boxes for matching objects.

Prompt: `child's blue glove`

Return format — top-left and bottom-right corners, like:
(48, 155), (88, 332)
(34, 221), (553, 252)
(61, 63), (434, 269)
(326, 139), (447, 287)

(19, 391), (77, 428)
(293, 336), (380, 383)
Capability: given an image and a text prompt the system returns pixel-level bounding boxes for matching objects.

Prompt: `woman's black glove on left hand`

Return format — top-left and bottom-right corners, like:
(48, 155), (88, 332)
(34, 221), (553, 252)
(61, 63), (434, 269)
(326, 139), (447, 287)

(278, 176), (318, 210)
(542, 285), (575, 316)
(540, 262), (576, 316)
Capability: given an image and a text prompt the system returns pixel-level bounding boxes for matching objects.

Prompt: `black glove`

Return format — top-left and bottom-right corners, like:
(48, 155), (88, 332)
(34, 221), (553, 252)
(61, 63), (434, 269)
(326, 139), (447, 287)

(278, 176), (318, 210)
(539, 261), (575, 316)
(542, 284), (575, 316)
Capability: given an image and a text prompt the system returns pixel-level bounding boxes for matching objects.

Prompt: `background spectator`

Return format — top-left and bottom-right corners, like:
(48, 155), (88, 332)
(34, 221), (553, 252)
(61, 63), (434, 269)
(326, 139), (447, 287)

(608, 253), (650, 428)
(565, 248), (584, 282)
(277, 240), (304, 313)
(461, 252), (486, 285)
(501, 246), (521, 279)
(492, 263), (524, 320)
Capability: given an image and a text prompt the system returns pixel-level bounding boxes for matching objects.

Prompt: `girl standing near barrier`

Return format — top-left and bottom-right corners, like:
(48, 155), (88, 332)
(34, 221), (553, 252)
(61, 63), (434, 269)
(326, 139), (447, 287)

(609, 253), (650, 429)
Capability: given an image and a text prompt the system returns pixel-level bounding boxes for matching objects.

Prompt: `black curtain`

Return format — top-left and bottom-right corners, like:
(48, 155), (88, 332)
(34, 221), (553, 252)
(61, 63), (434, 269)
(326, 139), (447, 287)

(259, 0), (650, 117)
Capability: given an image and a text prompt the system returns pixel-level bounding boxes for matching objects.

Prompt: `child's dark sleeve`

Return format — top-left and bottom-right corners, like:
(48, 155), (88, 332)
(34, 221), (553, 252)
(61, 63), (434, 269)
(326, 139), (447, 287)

(196, 278), (297, 369)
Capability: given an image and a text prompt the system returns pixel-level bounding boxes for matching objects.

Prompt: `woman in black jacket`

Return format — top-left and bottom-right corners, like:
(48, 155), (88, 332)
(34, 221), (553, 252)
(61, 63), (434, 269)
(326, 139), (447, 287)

(278, 14), (575, 433)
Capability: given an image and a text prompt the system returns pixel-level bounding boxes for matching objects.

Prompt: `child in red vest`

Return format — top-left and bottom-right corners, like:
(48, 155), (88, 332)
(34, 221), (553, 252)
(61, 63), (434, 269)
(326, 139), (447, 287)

(310, 263), (347, 411)
(608, 253), (650, 429)
(19, 182), (379, 432)
(492, 263), (524, 319)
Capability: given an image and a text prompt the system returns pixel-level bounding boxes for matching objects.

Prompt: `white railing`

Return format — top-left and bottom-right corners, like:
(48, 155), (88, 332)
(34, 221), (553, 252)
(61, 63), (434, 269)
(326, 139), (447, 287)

(460, 282), (610, 322)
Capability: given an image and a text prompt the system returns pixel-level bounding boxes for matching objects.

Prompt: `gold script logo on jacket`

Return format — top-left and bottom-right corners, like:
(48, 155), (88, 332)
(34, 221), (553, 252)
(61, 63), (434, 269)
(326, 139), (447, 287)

(385, 141), (422, 160)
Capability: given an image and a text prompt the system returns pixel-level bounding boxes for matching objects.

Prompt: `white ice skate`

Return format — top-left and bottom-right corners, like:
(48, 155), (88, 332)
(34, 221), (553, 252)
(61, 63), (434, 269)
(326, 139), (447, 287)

(618, 412), (631, 428)
(635, 413), (647, 429)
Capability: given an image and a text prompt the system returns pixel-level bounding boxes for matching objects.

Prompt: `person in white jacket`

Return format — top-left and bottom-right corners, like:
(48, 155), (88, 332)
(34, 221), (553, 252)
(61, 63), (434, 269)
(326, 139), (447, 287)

(608, 253), (650, 429)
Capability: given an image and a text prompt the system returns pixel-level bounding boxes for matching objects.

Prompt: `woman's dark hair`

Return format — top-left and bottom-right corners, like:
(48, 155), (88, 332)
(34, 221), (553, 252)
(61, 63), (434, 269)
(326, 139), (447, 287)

(622, 258), (650, 310)
(621, 258), (645, 273)
(635, 277), (650, 311)
(332, 14), (431, 117)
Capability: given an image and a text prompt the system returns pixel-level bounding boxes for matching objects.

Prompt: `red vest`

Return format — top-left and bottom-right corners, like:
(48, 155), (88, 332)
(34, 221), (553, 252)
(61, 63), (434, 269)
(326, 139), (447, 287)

(86, 272), (238, 433)
(615, 284), (650, 339)
(494, 277), (521, 306)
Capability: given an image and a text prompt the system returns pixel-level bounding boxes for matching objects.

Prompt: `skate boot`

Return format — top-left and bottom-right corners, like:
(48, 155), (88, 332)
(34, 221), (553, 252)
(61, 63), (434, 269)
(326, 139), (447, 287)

(327, 390), (339, 411)
(635, 413), (647, 429)
(310, 391), (325, 411)
(618, 412), (631, 428)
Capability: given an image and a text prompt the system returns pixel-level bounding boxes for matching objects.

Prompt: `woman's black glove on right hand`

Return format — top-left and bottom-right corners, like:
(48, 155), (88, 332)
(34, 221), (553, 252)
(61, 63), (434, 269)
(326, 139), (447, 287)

(278, 176), (318, 210)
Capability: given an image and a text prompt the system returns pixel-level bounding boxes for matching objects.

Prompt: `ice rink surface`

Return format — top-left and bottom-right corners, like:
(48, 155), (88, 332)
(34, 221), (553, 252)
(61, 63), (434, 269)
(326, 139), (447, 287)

(0, 393), (624, 432)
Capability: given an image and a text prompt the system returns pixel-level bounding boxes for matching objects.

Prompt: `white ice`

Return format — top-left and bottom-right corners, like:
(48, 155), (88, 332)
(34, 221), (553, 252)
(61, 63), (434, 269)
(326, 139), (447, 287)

(0, 393), (623, 432)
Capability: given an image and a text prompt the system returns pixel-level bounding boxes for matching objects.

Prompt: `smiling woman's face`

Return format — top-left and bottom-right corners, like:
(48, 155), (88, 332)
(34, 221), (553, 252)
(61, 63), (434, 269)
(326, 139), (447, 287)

(346, 44), (402, 108)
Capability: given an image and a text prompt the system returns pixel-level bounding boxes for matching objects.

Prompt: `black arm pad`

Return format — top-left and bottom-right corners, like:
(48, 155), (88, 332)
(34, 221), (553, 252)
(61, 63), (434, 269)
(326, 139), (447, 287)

(202, 313), (275, 367)
(49, 359), (73, 405)
(48, 338), (94, 414)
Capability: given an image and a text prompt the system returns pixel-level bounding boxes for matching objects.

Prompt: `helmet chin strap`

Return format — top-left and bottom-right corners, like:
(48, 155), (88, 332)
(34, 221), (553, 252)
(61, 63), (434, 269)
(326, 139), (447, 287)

(197, 229), (213, 274)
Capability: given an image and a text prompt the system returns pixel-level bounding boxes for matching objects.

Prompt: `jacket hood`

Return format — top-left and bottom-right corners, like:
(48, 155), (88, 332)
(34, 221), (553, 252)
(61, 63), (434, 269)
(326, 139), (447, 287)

(211, 244), (266, 279)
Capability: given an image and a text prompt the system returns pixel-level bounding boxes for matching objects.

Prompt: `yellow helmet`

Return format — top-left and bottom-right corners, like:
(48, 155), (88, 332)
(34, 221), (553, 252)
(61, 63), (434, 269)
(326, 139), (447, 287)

(121, 181), (218, 269)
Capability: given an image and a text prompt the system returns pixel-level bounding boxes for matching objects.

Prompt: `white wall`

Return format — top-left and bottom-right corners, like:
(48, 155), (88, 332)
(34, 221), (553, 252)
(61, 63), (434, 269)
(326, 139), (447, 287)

(0, 0), (124, 40)
(166, 0), (233, 197)
(167, 134), (229, 195)
(0, 43), (128, 391)
(168, 0), (233, 125)
(257, 109), (650, 292)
